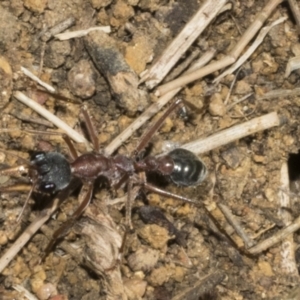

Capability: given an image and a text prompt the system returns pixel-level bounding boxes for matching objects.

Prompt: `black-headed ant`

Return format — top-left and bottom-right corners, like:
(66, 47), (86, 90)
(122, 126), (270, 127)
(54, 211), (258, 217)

(0, 99), (207, 257)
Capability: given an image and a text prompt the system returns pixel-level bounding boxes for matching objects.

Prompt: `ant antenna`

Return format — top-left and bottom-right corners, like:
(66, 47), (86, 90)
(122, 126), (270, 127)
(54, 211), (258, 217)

(16, 181), (36, 222)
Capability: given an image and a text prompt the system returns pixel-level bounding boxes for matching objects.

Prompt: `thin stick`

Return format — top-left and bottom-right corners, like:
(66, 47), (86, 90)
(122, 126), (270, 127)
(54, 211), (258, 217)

(277, 162), (298, 275)
(12, 284), (38, 300)
(0, 128), (64, 136)
(224, 68), (240, 105)
(256, 87), (300, 100)
(139, 0), (228, 88)
(285, 56), (300, 77)
(288, 0), (300, 33)
(55, 26), (111, 40)
(104, 48), (216, 155)
(10, 110), (54, 127)
(180, 112), (281, 155)
(218, 203), (255, 248)
(41, 16), (76, 42)
(13, 91), (90, 147)
(16, 182), (35, 222)
(248, 215), (300, 255)
(156, 0), (284, 96)
(227, 93), (253, 111)
(21, 67), (56, 93)
(164, 48), (201, 82)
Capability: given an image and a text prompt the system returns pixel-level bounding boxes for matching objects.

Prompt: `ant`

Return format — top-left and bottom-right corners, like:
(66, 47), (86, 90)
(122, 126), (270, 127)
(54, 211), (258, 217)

(0, 99), (207, 256)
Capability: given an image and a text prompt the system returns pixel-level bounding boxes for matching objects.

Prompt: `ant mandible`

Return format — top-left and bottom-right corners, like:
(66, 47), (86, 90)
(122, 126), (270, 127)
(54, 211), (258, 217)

(0, 99), (207, 256)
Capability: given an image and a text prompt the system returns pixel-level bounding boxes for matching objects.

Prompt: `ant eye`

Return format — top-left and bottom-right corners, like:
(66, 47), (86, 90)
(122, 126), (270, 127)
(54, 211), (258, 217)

(39, 182), (57, 193)
(30, 152), (46, 163)
(30, 152), (51, 174)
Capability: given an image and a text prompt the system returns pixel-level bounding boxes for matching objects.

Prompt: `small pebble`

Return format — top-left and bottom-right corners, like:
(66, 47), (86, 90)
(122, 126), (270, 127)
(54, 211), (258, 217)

(148, 265), (172, 286)
(68, 60), (96, 99)
(160, 117), (173, 133)
(24, 0), (47, 13)
(124, 278), (147, 298)
(235, 80), (252, 95)
(209, 93), (226, 116)
(45, 40), (71, 69)
(118, 115), (132, 132)
(90, 0), (112, 9)
(36, 283), (58, 300)
(127, 246), (159, 272)
(112, 0), (134, 21)
(138, 224), (170, 250)
(0, 230), (8, 245)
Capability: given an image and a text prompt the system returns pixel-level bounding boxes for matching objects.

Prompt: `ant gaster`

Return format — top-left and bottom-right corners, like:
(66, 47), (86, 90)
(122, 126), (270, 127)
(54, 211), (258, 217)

(0, 99), (207, 255)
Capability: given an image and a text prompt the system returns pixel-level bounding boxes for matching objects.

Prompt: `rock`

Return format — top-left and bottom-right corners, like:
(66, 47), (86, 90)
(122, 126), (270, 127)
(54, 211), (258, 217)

(68, 60), (96, 99)
(138, 224), (170, 250)
(235, 80), (252, 95)
(125, 35), (154, 74)
(35, 283), (58, 300)
(209, 93), (226, 116)
(24, 0), (47, 13)
(90, 0), (112, 9)
(148, 265), (172, 286)
(124, 278), (147, 298)
(45, 40), (71, 69)
(127, 246), (159, 271)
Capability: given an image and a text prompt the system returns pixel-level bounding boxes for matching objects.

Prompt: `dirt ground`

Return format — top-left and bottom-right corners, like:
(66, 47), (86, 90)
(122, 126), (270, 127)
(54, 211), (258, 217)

(1, 0), (300, 299)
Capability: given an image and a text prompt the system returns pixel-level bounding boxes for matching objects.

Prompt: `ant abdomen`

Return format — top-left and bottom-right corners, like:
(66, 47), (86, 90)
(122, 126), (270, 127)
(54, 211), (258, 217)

(30, 152), (72, 193)
(168, 148), (207, 186)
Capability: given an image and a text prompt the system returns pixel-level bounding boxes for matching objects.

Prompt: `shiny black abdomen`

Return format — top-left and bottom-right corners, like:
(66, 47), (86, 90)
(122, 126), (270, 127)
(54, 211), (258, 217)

(168, 148), (206, 186)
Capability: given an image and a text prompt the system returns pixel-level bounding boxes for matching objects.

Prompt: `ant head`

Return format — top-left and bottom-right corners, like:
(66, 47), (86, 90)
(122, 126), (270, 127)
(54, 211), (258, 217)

(168, 148), (207, 186)
(30, 152), (72, 193)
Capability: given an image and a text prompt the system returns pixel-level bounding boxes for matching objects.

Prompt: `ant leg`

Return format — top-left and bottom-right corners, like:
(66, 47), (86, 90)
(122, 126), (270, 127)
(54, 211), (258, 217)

(0, 165), (29, 177)
(143, 182), (200, 206)
(43, 181), (94, 257)
(134, 98), (183, 155)
(125, 178), (134, 230)
(16, 181), (36, 222)
(81, 105), (99, 152)
(62, 134), (78, 160)
(0, 184), (31, 193)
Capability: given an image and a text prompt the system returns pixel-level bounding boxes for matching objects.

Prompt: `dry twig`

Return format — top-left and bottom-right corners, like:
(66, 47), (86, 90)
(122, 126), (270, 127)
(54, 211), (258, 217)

(180, 112), (281, 155)
(13, 91), (90, 147)
(40, 16), (76, 42)
(256, 87), (300, 100)
(218, 203), (255, 248)
(21, 67), (56, 94)
(55, 26), (111, 40)
(277, 162), (298, 275)
(139, 0), (229, 88)
(287, 0), (300, 33)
